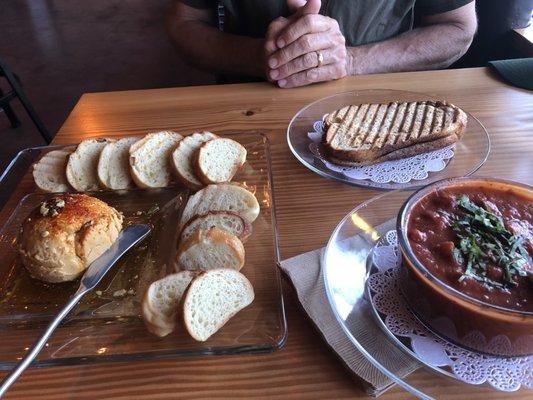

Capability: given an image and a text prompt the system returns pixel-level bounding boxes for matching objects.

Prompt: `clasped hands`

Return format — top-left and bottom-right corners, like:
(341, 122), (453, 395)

(264, 0), (347, 88)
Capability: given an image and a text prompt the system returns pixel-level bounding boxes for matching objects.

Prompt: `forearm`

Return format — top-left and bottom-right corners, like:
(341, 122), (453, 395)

(347, 23), (474, 75)
(167, 19), (265, 77)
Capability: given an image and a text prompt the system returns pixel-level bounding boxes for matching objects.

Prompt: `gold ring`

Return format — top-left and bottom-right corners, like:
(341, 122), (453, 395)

(316, 51), (324, 68)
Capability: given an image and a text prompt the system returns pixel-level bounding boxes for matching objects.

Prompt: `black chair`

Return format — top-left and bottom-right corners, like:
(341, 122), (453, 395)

(0, 57), (52, 144)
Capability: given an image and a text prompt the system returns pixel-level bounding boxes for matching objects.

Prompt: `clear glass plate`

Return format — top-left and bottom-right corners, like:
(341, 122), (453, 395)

(287, 90), (490, 190)
(0, 133), (286, 368)
(322, 189), (530, 399)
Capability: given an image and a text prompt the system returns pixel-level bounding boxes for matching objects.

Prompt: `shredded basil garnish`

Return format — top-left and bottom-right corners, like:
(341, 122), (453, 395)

(450, 195), (529, 288)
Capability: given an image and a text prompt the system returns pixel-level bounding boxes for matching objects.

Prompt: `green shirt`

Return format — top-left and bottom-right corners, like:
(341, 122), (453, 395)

(181, 0), (473, 46)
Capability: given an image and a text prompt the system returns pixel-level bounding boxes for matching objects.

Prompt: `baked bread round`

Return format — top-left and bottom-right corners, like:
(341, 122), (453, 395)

(19, 194), (123, 283)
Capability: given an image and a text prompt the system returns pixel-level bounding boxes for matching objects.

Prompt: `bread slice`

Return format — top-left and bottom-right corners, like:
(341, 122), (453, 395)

(141, 271), (196, 337)
(323, 101), (467, 165)
(33, 147), (75, 192)
(129, 131), (183, 188)
(176, 228), (245, 272)
(66, 138), (113, 191)
(180, 211), (252, 244)
(327, 135), (460, 167)
(195, 138), (247, 184)
(179, 183), (260, 230)
(171, 131), (218, 190)
(97, 136), (140, 190)
(182, 269), (254, 341)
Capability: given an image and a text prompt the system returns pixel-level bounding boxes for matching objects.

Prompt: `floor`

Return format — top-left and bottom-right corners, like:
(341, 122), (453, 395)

(0, 0), (213, 170)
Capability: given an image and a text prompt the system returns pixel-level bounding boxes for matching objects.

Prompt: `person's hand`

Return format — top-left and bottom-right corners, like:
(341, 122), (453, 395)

(268, 8), (347, 88)
(261, 0), (320, 82)
(263, 17), (291, 81)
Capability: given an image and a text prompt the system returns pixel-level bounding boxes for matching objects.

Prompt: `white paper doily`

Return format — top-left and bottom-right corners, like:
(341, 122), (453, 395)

(367, 230), (532, 392)
(308, 117), (455, 184)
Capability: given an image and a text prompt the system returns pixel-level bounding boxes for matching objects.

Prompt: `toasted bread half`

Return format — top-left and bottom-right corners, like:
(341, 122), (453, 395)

(179, 183), (260, 230)
(33, 147), (75, 193)
(323, 101), (467, 165)
(66, 138), (113, 191)
(142, 271), (196, 337)
(195, 138), (247, 184)
(175, 228), (245, 272)
(181, 269), (254, 342)
(171, 131), (218, 190)
(129, 131), (183, 188)
(97, 136), (140, 190)
(180, 211), (252, 244)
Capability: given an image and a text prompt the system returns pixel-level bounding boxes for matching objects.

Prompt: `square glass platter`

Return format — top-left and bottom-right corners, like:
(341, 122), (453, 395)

(0, 132), (286, 368)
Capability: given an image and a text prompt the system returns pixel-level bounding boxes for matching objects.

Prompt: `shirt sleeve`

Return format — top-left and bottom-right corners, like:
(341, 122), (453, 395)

(416, 0), (474, 15)
(179, 0), (213, 9)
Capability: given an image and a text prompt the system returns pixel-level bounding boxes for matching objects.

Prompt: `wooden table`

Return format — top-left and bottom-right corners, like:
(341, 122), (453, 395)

(4, 67), (533, 399)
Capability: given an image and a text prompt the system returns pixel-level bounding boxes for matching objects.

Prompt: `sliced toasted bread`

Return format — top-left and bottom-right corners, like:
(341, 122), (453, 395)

(129, 131), (183, 188)
(195, 138), (247, 184)
(171, 131), (218, 190)
(142, 271), (196, 337)
(66, 138), (113, 191)
(179, 183), (260, 230)
(176, 228), (245, 272)
(33, 147), (75, 193)
(323, 101), (467, 165)
(180, 211), (252, 244)
(182, 269), (254, 341)
(97, 136), (140, 190)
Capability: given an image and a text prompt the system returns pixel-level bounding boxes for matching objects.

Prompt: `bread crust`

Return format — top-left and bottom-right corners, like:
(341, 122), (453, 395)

(129, 131), (183, 189)
(195, 138), (247, 185)
(141, 271), (197, 337)
(327, 134), (460, 167)
(171, 132), (218, 190)
(19, 194), (123, 283)
(66, 138), (113, 192)
(181, 269), (254, 342)
(97, 136), (140, 190)
(33, 147), (76, 193)
(179, 211), (252, 244)
(178, 183), (260, 231)
(175, 228), (245, 272)
(323, 101), (467, 164)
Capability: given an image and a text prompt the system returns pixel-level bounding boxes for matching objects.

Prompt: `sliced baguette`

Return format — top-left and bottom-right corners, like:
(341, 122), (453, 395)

(33, 147), (75, 192)
(66, 138), (113, 191)
(129, 131), (183, 188)
(142, 271), (196, 337)
(171, 131), (218, 190)
(182, 269), (254, 342)
(180, 211), (252, 244)
(179, 183), (260, 230)
(175, 228), (245, 272)
(195, 138), (247, 184)
(97, 136), (140, 190)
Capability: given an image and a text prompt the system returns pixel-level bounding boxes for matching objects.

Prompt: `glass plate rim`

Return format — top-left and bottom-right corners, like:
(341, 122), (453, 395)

(322, 189), (432, 399)
(286, 89), (491, 191)
(0, 132), (288, 368)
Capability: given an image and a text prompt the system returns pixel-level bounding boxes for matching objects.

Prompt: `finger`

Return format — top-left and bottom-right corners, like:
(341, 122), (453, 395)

(265, 17), (290, 54)
(276, 14), (332, 49)
(286, 0), (305, 13)
(278, 63), (346, 88)
(269, 49), (335, 80)
(295, 0), (321, 16)
(269, 31), (334, 68)
(287, 0), (321, 15)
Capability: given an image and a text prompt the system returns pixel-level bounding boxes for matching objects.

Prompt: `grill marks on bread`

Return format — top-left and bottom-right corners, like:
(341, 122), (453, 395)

(323, 101), (467, 165)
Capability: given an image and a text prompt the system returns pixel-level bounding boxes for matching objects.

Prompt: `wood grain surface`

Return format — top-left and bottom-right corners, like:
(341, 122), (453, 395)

(2, 67), (533, 399)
